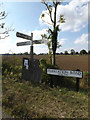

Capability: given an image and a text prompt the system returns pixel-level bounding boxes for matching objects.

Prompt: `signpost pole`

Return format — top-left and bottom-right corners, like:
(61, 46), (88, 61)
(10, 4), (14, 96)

(76, 69), (80, 92)
(76, 78), (80, 92)
(30, 33), (33, 61)
(50, 76), (53, 88)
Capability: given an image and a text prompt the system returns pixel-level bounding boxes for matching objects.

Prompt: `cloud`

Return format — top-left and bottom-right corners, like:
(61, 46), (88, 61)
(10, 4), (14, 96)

(2, 0), (41, 2)
(15, 29), (49, 54)
(0, 29), (67, 54)
(0, 36), (14, 54)
(34, 44), (48, 54)
(0, 30), (88, 54)
(39, 0), (88, 32)
(74, 33), (88, 44)
(59, 38), (67, 45)
(0, 29), (49, 54)
(32, 29), (48, 40)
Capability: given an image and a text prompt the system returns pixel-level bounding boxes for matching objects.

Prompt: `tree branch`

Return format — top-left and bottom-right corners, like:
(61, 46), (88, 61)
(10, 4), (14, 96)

(42, 19), (53, 26)
(0, 25), (14, 34)
(43, 2), (54, 23)
(0, 14), (7, 20)
(0, 35), (9, 40)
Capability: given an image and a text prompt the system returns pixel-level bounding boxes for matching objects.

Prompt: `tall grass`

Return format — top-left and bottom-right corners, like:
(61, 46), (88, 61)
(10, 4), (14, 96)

(2, 55), (88, 119)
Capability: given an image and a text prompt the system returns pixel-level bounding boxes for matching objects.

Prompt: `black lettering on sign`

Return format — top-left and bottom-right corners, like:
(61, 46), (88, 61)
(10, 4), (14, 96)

(47, 69), (83, 78)
(78, 71), (81, 75)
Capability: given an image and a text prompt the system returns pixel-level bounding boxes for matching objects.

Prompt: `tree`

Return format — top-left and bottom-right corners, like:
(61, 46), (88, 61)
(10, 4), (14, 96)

(64, 50), (68, 55)
(0, 3), (14, 39)
(60, 52), (63, 55)
(88, 50), (90, 54)
(41, 1), (65, 66)
(24, 52), (28, 55)
(80, 49), (87, 55)
(70, 49), (75, 55)
(76, 52), (79, 55)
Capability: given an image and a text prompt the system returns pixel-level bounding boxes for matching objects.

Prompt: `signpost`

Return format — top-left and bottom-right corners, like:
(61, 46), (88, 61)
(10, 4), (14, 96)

(16, 32), (32, 40)
(23, 58), (29, 70)
(16, 31), (83, 91)
(47, 68), (83, 92)
(16, 32), (44, 83)
(16, 32), (48, 61)
(16, 32), (33, 61)
(33, 40), (44, 44)
(47, 69), (83, 78)
(17, 41), (31, 46)
(17, 40), (44, 46)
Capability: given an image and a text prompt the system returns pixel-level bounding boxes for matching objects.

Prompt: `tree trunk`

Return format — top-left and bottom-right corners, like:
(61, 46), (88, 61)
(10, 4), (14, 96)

(52, 4), (57, 67)
(52, 51), (55, 66)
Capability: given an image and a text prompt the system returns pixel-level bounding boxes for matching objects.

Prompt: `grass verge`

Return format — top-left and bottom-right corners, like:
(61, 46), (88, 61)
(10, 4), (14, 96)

(2, 75), (88, 119)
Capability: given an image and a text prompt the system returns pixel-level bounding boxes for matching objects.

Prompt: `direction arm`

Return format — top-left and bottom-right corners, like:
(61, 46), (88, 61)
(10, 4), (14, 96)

(16, 32), (32, 40)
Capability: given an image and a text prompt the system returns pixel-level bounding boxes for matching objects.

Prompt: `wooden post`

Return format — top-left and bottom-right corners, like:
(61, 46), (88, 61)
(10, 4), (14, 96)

(76, 78), (80, 92)
(50, 76), (53, 88)
(76, 69), (80, 92)
(50, 66), (54, 88)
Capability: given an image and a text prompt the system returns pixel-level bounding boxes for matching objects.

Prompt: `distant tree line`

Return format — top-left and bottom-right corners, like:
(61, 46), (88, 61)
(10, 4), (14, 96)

(3, 49), (90, 55)
(2, 52), (36, 55)
(38, 49), (89, 55)
(56, 49), (90, 55)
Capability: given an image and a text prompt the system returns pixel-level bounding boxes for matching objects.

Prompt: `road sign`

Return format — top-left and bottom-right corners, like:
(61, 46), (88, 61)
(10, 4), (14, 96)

(16, 40), (45, 46)
(33, 40), (44, 44)
(16, 41), (30, 46)
(23, 58), (29, 70)
(47, 69), (83, 78)
(16, 32), (32, 40)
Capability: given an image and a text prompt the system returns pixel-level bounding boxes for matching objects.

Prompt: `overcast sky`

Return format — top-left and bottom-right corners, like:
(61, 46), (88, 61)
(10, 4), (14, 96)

(0, 0), (89, 54)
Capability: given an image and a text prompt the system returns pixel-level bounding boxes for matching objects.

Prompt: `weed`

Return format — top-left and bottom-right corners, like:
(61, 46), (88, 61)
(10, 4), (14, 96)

(2, 55), (88, 118)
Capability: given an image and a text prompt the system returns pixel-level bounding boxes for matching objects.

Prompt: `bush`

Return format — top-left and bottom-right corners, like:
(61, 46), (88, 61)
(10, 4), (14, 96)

(39, 58), (76, 89)
(39, 58), (50, 84)
(2, 59), (22, 75)
(2, 61), (12, 75)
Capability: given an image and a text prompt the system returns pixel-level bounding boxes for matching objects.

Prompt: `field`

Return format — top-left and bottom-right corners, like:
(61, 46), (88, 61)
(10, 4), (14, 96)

(35, 55), (88, 72)
(2, 55), (89, 119)
(2, 54), (88, 71)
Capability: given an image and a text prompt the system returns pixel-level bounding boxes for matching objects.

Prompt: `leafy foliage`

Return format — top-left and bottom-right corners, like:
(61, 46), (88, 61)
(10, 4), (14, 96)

(71, 49), (75, 55)
(80, 49), (87, 55)
(88, 50), (90, 54)
(64, 50), (68, 55)
(41, 1), (65, 66)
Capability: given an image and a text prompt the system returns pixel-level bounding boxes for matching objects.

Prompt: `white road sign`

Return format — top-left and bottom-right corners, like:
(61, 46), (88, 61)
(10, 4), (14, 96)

(47, 69), (83, 78)
(16, 41), (31, 46)
(24, 59), (29, 70)
(16, 32), (32, 40)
